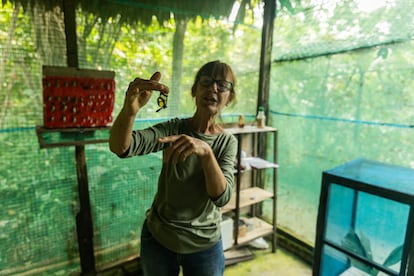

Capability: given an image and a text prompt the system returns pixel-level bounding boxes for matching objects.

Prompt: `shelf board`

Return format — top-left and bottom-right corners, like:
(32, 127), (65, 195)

(236, 217), (274, 245)
(243, 157), (278, 169)
(221, 187), (274, 213)
(225, 125), (277, 135)
(36, 125), (111, 148)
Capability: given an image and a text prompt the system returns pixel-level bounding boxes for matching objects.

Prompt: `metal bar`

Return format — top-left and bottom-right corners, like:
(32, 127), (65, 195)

(234, 133), (242, 246)
(313, 174), (330, 275)
(400, 207), (414, 275)
(324, 240), (399, 276)
(272, 129), (277, 253)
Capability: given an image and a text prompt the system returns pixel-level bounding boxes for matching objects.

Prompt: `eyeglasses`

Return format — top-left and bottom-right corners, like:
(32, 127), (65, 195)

(156, 92), (168, 112)
(199, 77), (233, 93)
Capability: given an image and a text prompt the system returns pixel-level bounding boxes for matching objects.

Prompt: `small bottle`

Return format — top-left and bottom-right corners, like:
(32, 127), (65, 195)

(256, 106), (265, 128)
(238, 115), (245, 128)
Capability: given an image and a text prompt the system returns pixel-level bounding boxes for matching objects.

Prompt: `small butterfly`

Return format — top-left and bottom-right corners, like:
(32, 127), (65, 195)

(156, 92), (168, 112)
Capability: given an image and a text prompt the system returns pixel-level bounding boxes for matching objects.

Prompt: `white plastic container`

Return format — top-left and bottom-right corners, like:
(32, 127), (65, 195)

(220, 215), (234, 251)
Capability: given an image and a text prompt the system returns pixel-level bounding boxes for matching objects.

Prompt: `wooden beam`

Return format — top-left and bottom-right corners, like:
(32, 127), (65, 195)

(42, 65), (115, 79)
(257, 0), (276, 191)
(257, 0), (276, 116)
(63, 0), (78, 68)
(62, 1), (96, 274)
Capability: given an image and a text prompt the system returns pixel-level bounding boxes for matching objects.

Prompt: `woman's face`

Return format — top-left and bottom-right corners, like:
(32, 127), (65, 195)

(193, 73), (234, 116)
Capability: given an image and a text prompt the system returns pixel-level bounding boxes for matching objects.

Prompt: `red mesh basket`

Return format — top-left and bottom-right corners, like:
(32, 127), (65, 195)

(42, 68), (115, 128)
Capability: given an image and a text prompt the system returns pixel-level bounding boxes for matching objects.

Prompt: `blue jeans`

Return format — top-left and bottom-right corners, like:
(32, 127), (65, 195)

(140, 220), (225, 276)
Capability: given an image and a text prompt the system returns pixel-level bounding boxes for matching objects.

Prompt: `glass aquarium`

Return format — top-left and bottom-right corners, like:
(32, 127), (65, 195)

(313, 158), (414, 276)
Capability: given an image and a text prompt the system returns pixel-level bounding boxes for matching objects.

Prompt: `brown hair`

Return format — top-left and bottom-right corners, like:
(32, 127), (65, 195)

(191, 60), (236, 104)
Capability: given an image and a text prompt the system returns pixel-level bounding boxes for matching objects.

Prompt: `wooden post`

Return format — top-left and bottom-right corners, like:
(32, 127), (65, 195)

(62, 0), (96, 274)
(63, 0), (78, 68)
(75, 146), (96, 275)
(257, 0), (276, 116)
(257, 0), (276, 167)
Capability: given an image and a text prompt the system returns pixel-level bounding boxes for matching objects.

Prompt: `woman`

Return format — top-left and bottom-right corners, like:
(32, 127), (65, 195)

(109, 60), (237, 276)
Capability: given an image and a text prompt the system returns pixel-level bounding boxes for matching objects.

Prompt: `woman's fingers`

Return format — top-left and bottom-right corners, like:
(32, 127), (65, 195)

(129, 72), (169, 95)
(172, 142), (192, 163)
(159, 135), (198, 163)
(160, 135), (186, 163)
(124, 72), (170, 114)
(150, 71), (161, 82)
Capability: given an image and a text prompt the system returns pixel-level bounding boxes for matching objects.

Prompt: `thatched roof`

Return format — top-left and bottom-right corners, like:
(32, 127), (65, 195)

(4, 0), (244, 24)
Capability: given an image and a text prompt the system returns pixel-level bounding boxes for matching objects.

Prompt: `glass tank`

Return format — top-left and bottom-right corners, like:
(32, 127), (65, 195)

(314, 158), (414, 276)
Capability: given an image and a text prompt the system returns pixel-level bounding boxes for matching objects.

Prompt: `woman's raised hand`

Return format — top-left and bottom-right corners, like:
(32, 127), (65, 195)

(124, 72), (169, 115)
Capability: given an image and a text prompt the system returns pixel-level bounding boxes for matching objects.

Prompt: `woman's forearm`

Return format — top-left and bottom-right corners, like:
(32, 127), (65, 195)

(109, 108), (136, 156)
(202, 151), (227, 200)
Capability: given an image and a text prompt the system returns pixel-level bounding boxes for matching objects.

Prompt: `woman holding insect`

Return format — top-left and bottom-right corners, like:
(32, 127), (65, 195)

(109, 60), (237, 276)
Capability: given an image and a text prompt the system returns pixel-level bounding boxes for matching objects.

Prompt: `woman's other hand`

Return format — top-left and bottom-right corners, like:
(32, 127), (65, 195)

(158, 135), (212, 164)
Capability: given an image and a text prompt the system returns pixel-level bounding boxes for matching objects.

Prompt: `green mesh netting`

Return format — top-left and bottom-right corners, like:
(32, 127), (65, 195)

(268, 0), (414, 243)
(0, 1), (261, 274)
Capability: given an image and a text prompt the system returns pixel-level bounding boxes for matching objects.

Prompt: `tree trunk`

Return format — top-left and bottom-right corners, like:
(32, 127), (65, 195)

(32, 3), (66, 66)
(170, 14), (189, 116)
(0, 3), (19, 128)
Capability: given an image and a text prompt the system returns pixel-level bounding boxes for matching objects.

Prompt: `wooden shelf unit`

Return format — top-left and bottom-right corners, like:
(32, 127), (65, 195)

(223, 125), (278, 252)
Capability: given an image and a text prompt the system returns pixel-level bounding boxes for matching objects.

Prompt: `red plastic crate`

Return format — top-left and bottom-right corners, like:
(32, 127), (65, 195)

(42, 74), (115, 128)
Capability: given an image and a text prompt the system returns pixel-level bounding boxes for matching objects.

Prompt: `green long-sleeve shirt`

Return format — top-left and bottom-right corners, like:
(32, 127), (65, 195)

(122, 118), (237, 253)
